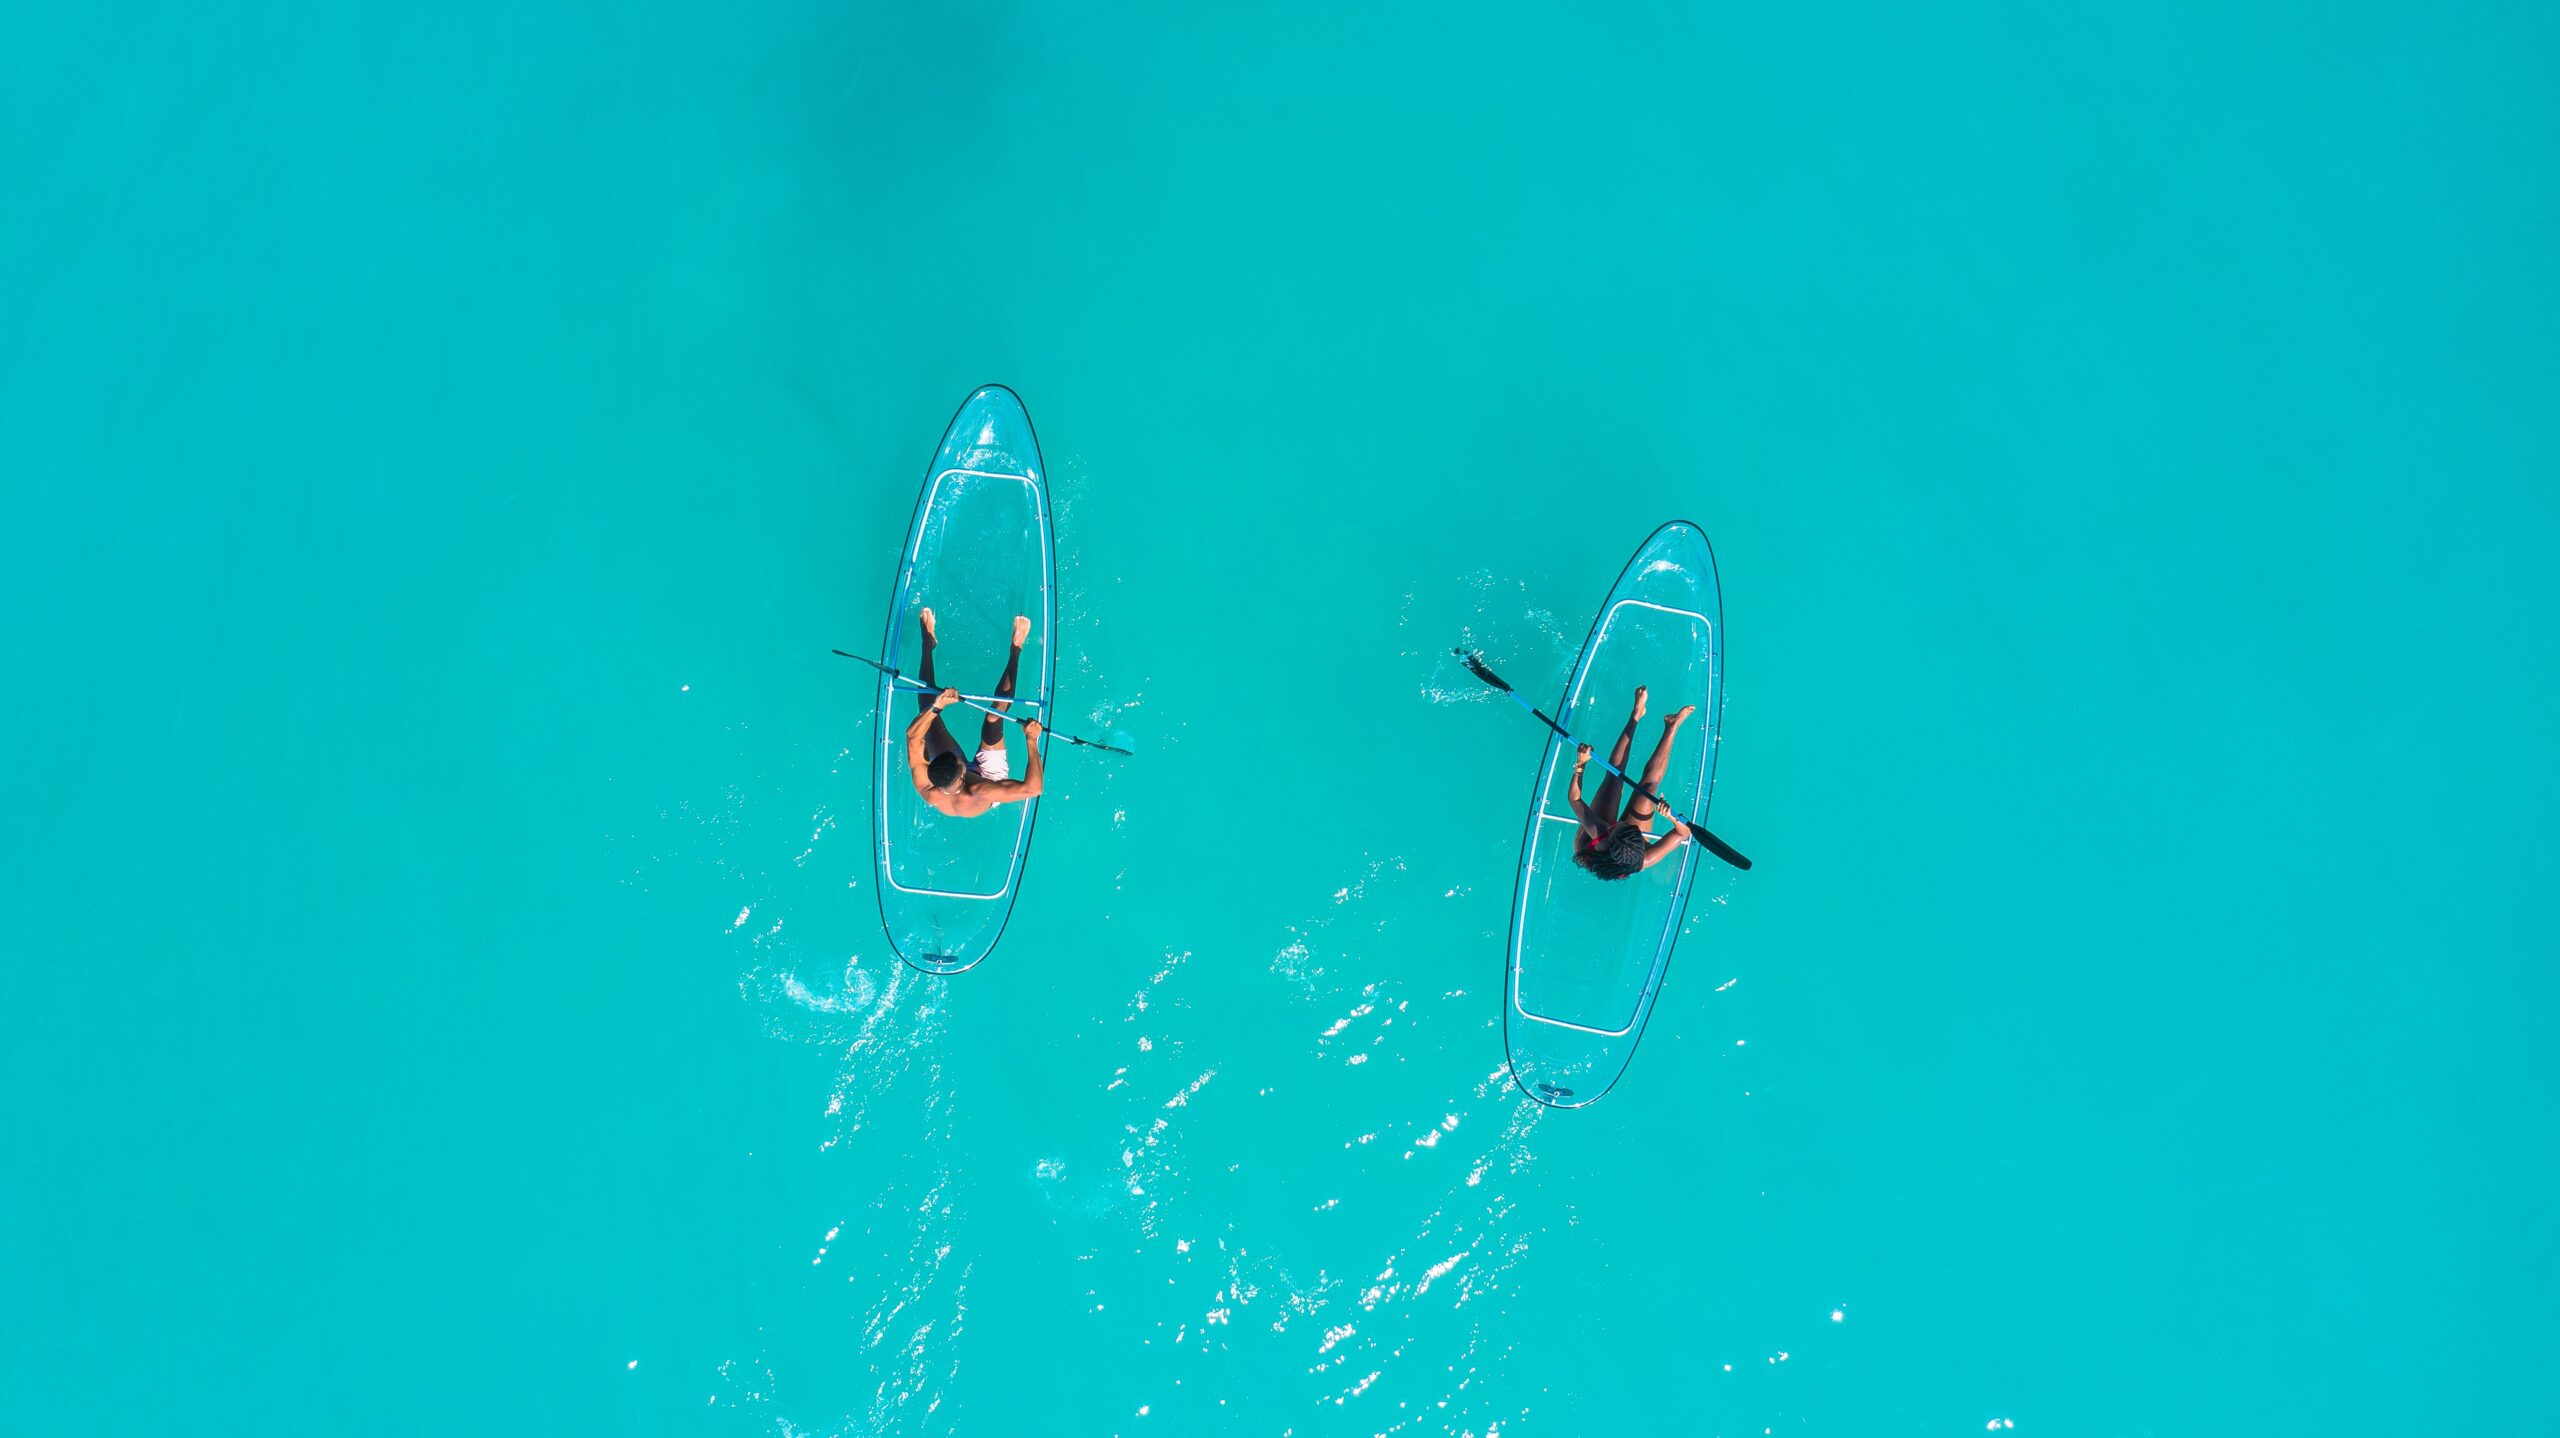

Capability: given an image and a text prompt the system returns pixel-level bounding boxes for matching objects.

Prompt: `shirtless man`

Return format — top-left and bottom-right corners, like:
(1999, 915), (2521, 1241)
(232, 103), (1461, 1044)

(1568, 685), (1694, 880)
(904, 607), (1045, 818)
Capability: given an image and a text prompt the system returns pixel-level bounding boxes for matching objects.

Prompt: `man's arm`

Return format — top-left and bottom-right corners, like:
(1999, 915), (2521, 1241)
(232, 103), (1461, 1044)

(976, 720), (1047, 804)
(905, 689), (959, 795)
(1019, 719), (1045, 798)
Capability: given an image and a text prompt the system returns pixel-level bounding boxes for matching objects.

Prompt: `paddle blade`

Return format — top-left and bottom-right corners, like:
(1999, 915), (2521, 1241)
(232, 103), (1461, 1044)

(1687, 823), (1752, 871)
(1454, 649), (1513, 692)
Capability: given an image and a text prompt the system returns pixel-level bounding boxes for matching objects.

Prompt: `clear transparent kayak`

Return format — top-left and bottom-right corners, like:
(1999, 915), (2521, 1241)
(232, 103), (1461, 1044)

(871, 385), (1054, 975)
(1504, 521), (1724, 1107)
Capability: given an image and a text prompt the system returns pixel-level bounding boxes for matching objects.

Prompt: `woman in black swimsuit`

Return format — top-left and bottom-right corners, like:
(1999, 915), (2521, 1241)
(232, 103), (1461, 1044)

(1568, 685), (1694, 880)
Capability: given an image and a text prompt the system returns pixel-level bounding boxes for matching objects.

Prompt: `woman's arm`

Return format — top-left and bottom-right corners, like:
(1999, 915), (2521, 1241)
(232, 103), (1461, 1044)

(1639, 823), (1690, 870)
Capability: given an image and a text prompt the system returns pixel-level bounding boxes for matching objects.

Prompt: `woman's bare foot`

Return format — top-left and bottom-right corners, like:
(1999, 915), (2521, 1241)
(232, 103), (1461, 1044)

(1665, 704), (1696, 728)
(1630, 685), (1648, 722)
(918, 607), (938, 644)
(1012, 614), (1031, 646)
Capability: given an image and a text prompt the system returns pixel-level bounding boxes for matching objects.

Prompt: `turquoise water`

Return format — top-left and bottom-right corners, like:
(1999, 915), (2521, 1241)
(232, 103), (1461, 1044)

(6, 1), (2556, 1433)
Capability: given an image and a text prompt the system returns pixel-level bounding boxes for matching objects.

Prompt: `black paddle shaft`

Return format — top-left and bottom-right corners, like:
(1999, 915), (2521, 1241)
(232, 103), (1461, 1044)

(831, 650), (1133, 756)
(1456, 649), (1752, 871)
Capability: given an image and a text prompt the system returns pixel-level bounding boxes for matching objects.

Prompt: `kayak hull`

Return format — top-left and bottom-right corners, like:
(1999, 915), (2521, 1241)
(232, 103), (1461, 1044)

(1503, 520), (1724, 1107)
(871, 385), (1055, 975)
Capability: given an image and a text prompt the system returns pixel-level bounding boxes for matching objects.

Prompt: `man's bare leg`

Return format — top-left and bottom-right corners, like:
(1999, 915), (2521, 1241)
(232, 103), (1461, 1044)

(915, 607), (940, 714)
(1627, 703), (1694, 826)
(979, 615), (1030, 750)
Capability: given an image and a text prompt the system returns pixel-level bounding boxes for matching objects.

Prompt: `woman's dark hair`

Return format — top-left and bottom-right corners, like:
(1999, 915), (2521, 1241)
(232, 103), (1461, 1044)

(1573, 829), (1645, 881)
(1609, 826), (1652, 869)
(927, 751), (966, 789)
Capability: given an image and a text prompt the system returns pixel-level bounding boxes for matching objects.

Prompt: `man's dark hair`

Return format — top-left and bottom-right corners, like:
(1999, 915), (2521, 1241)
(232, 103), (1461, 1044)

(927, 752), (966, 789)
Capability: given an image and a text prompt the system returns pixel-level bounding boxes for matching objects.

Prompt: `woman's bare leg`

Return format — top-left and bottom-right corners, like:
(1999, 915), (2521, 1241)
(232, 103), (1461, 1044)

(1626, 704), (1695, 825)
(1593, 685), (1645, 824)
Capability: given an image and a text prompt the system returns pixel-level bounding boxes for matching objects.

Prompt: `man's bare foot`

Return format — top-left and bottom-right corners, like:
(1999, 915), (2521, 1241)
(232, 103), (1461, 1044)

(918, 607), (938, 643)
(1012, 614), (1031, 647)
(1666, 704), (1695, 728)
(1630, 685), (1648, 722)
